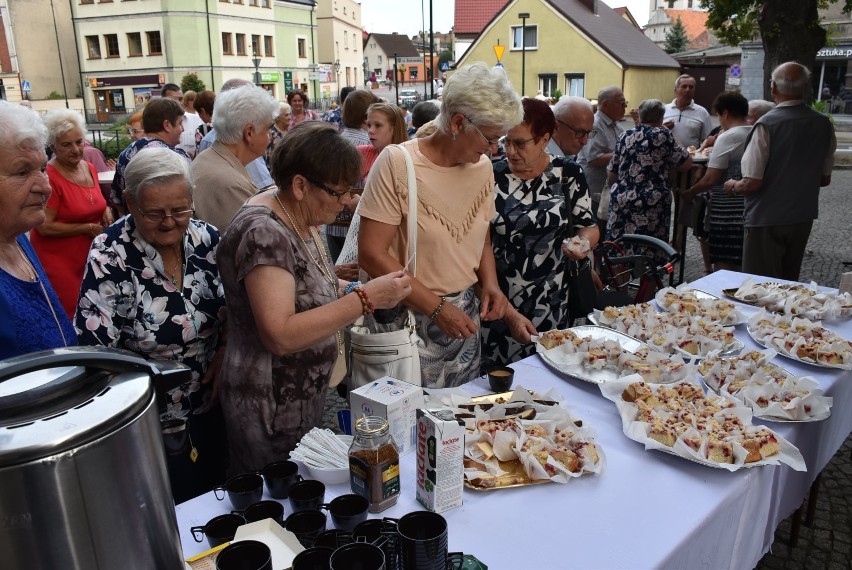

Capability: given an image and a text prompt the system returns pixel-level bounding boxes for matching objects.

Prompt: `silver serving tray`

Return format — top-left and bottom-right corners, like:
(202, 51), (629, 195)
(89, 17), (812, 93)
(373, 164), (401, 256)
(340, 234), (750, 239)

(746, 323), (852, 371)
(537, 326), (659, 385)
(654, 288), (747, 326)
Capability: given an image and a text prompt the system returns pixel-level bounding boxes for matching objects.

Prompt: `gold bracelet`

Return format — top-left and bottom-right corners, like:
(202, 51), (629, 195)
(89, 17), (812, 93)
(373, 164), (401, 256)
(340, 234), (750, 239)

(430, 296), (446, 320)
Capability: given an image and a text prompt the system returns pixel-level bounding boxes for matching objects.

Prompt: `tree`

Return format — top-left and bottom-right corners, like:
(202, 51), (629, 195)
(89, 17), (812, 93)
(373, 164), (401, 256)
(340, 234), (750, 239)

(180, 73), (206, 93)
(664, 17), (689, 54)
(701, 0), (852, 99)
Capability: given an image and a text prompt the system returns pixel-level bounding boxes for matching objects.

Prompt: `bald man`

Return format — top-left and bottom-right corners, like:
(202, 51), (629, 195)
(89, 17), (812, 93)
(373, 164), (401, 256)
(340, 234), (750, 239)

(726, 62), (836, 281)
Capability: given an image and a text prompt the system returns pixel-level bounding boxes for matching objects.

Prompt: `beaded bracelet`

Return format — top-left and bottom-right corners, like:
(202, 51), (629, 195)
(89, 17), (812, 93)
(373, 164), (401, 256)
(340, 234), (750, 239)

(353, 286), (375, 315)
(430, 296), (447, 320)
(343, 280), (362, 295)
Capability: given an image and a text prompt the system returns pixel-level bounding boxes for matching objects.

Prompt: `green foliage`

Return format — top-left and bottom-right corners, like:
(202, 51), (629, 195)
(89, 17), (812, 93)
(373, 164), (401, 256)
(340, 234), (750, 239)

(46, 91), (65, 100)
(437, 50), (453, 68)
(664, 17), (689, 54)
(180, 73), (206, 93)
(552, 88), (563, 101)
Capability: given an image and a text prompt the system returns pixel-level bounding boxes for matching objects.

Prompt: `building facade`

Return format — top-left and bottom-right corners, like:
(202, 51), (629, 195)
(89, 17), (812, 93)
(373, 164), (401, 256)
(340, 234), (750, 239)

(316, 0), (364, 91)
(363, 32), (424, 87)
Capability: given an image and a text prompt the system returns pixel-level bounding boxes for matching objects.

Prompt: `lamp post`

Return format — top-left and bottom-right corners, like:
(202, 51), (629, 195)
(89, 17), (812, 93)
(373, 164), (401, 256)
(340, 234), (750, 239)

(334, 58), (341, 91)
(252, 52), (261, 86)
(394, 52), (399, 106)
(518, 12), (529, 97)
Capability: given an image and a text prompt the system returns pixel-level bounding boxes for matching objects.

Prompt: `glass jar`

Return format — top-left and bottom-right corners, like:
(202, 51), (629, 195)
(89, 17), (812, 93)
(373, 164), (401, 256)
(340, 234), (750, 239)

(348, 416), (400, 513)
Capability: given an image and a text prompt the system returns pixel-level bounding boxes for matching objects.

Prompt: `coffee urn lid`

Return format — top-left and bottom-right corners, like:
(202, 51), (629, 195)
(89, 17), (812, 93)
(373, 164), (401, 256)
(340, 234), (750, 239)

(0, 347), (191, 466)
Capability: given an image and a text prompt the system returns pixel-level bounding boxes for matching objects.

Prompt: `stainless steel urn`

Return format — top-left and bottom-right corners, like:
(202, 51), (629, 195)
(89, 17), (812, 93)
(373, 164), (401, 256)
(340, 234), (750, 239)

(0, 347), (189, 569)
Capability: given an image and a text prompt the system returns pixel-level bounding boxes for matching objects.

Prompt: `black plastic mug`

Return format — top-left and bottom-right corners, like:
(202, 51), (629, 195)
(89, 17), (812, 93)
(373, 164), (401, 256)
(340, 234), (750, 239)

(214, 473), (264, 511)
(262, 460), (302, 499)
(284, 509), (328, 548)
(313, 529), (354, 550)
(324, 494), (369, 531)
(291, 546), (334, 570)
(190, 513), (246, 548)
(215, 539), (272, 570)
(330, 542), (385, 570)
(353, 520), (399, 570)
(390, 511), (449, 570)
(234, 500), (285, 523)
(288, 479), (326, 513)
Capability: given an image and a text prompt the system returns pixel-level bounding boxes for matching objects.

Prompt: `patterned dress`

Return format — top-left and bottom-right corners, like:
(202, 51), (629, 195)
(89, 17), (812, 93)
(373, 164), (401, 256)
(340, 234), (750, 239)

(217, 205), (338, 474)
(74, 216), (227, 501)
(606, 125), (689, 242)
(481, 156), (595, 369)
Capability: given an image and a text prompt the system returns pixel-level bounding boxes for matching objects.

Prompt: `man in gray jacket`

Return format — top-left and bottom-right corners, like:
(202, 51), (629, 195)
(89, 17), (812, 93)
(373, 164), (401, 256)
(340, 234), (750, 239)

(725, 62), (836, 280)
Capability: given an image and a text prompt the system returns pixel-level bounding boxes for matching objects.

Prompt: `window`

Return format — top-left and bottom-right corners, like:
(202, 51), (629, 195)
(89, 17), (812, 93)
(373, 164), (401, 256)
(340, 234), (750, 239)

(264, 35), (274, 57)
(511, 25), (538, 50)
(297, 38), (306, 58)
(104, 34), (120, 57)
(252, 34), (261, 55)
(565, 73), (585, 97)
(127, 32), (143, 56)
(344, 31), (348, 50)
(250, 0), (258, 5)
(378, 54), (383, 64)
(262, 0), (270, 6)
(80, 0), (94, 4)
(222, 32), (233, 54)
(86, 35), (101, 58)
(147, 31), (162, 55)
(687, 0), (693, 6)
(539, 74), (557, 98)
(236, 33), (247, 55)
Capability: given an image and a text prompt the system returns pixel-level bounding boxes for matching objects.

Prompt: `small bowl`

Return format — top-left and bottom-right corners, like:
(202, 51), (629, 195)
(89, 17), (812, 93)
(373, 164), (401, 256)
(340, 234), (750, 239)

(304, 435), (353, 485)
(487, 366), (515, 392)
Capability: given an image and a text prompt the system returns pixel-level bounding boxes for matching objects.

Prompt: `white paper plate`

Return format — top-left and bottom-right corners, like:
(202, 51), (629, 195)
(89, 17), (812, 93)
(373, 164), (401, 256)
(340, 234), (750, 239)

(746, 323), (852, 370)
(654, 288), (747, 326)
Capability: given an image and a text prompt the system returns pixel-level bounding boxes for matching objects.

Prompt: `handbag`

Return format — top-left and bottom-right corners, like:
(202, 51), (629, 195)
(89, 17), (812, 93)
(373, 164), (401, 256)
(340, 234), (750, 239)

(348, 144), (422, 389)
(560, 164), (599, 322)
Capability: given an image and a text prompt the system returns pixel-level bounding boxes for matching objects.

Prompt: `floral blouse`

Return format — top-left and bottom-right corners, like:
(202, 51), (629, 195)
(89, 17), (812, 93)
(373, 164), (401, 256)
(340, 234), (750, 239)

(74, 216), (226, 421)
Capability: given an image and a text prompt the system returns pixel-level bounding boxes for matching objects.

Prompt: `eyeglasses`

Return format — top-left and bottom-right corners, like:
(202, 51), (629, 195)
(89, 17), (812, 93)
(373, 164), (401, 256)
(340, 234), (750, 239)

(127, 127), (141, 136)
(304, 176), (355, 203)
(464, 116), (500, 147)
(498, 135), (536, 150)
(136, 207), (194, 223)
(556, 119), (596, 139)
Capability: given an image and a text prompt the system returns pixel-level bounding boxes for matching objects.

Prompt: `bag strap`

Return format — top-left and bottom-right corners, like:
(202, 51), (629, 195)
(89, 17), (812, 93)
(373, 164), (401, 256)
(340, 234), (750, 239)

(396, 144), (417, 276)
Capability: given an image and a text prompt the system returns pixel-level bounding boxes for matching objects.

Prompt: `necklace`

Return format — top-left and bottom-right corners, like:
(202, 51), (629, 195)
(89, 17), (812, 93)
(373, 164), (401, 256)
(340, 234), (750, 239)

(162, 246), (183, 287)
(274, 191), (344, 356)
(17, 243), (68, 347)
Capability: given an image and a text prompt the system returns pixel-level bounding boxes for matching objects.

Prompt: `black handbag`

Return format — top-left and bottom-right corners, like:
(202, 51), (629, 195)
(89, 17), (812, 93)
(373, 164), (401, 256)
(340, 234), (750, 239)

(566, 258), (597, 321)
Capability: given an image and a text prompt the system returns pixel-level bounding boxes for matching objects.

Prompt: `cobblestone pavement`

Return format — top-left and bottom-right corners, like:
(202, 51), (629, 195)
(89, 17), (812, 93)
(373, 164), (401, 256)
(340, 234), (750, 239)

(321, 170), (852, 569)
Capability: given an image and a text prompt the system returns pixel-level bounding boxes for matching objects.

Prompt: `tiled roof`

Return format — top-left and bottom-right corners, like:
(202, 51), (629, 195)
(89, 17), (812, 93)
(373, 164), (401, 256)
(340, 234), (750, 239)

(663, 9), (709, 41)
(454, 0), (508, 35)
(367, 33), (421, 58)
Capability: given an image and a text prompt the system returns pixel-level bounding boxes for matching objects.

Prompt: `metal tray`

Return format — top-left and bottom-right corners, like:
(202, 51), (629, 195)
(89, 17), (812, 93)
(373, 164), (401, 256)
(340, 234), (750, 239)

(655, 288), (747, 326)
(746, 323), (852, 370)
(723, 284), (852, 321)
(537, 326), (653, 385)
(464, 458), (551, 491)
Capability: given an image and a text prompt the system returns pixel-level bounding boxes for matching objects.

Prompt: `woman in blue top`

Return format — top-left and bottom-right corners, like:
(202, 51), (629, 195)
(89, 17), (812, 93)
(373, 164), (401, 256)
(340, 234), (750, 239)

(0, 101), (77, 359)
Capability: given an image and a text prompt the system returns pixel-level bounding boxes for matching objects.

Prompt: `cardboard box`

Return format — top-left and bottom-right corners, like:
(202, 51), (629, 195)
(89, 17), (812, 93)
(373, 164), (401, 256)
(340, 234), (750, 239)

(349, 377), (425, 455)
(416, 408), (465, 513)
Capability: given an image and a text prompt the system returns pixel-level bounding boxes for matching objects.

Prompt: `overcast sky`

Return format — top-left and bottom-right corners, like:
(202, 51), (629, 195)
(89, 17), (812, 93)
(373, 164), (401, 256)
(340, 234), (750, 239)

(360, 0), (654, 37)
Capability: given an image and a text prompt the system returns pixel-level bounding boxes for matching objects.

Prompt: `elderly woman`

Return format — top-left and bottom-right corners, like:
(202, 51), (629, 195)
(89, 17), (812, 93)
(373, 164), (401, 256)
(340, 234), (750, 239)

(286, 89), (319, 130)
(216, 121), (411, 473)
(682, 92), (752, 272)
(606, 99), (693, 243)
(481, 98), (599, 369)
(75, 147), (227, 502)
(194, 90), (215, 155)
(264, 101), (291, 171)
(0, 102), (77, 358)
(30, 109), (114, 319)
(358, 62), (523, 388)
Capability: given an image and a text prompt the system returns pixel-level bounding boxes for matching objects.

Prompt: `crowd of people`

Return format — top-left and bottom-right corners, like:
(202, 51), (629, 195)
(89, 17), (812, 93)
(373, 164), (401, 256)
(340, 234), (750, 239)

(0, 60), (835, 502)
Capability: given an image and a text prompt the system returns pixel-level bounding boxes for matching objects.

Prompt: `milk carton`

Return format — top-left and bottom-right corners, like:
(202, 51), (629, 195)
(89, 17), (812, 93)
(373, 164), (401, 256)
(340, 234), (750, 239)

(416, 408), (465, 513)
(349, 377), (425, 455)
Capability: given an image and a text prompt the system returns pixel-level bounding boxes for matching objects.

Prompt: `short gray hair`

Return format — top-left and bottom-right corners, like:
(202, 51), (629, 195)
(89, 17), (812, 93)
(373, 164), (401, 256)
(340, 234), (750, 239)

(0, 100), (48, 150)
(42, 109), (87, 146)
(675, 74), (694, 88)
(553, 96), (593, 122)
(124, 147), (194, 204)
(212, 84), (279, 145)
(772, 62), (810, 99)
(597, 86), (622, 104)
(638, 99), (665, 124)
(438, 62), (523, 132)
(220, 78), (252, 91)
(748, 99), (776, 121)
(279, 101), (292, 115)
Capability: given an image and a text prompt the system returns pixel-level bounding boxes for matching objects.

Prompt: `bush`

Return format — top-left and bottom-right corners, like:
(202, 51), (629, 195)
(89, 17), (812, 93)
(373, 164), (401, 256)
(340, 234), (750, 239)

(46, 91), (65, 100)
(552, 88), (562, 101)
(181, 73), (206, 93)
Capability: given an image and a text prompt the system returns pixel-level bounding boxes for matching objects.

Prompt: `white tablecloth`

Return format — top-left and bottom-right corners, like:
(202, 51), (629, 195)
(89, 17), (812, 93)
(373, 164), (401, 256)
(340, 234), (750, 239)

(175, 270), (852, 569)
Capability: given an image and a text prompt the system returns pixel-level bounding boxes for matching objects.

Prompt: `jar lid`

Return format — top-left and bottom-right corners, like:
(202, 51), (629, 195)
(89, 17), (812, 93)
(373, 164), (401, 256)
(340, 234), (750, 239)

(354, 416), (389, 435)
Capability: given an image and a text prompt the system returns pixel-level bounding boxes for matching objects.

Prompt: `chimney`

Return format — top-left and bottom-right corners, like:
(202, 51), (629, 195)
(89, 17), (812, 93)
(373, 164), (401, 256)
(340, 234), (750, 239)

(579, 0), (598, 15)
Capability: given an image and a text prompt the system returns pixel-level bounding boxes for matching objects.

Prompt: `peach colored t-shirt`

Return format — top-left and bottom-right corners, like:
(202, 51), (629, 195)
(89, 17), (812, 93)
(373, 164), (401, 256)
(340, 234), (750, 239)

(358, 139), (495, 295)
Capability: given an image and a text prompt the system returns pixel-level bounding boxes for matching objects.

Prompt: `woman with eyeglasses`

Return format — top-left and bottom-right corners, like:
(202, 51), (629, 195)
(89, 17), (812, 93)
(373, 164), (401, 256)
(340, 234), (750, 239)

(215, 121), (411, 473)
(30, 109), (114, 319)
(605, 99), (693, 244)
(481, 97), (599, 369)
(75, 147), (228, 502)
(357, 62), (523, 388)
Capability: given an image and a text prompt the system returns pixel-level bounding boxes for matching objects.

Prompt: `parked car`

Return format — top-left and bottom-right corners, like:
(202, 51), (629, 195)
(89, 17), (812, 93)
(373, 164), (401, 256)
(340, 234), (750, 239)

(397, 89), (422, 106)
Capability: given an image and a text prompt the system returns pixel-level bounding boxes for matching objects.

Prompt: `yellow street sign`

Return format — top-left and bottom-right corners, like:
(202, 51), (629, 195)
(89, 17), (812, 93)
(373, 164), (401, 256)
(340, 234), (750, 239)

(493, 44), (505, 61)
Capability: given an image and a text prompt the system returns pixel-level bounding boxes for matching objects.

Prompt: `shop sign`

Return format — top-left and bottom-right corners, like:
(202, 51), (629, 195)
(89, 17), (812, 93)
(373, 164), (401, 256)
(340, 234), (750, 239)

(260, 71), (280, 83)
(816, 47), (852, 59)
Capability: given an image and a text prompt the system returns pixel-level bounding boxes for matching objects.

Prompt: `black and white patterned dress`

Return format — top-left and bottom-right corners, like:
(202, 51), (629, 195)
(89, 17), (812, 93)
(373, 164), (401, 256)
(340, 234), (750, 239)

(481, 156), (595, 369)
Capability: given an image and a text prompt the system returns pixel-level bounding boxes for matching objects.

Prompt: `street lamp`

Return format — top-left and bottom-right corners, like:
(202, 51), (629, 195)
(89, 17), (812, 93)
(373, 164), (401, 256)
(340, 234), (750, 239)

(334, 59), (341, 91)
(252, 52), (261, 86)
(394, 52), (399, 106)
(518, 12), (529, 97)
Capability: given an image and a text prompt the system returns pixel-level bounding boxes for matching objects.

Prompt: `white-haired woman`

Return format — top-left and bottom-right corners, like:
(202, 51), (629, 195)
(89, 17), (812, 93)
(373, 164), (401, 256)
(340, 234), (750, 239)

(0, 102), (77, 359)
(264, 100), (291, 170)
(30, 109), (114, 318)
(358, 62), (524, 388)
(75, 147), (227, 502)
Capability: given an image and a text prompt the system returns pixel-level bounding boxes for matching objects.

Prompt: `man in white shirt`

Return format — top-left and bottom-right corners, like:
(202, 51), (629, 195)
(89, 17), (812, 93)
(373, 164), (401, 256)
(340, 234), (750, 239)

(663, 74), (713, 149)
